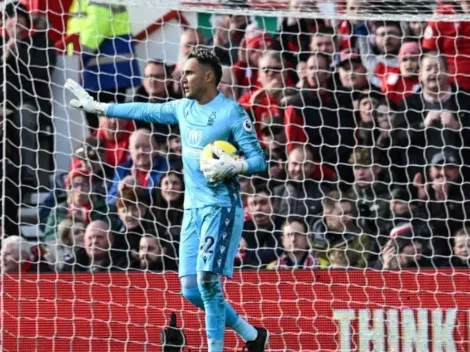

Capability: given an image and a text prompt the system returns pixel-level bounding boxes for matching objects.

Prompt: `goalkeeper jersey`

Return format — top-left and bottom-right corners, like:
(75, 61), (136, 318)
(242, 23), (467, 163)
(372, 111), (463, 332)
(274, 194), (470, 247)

(106, 93), (266, 209)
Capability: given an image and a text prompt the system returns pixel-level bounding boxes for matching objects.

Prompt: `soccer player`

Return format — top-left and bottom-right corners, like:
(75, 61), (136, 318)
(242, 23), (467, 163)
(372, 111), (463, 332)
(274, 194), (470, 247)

(65, 49), (269, 352)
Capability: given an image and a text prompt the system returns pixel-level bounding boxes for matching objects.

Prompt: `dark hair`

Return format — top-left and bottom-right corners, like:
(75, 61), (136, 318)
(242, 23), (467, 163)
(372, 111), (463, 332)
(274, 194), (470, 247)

(250, 184), (271, 198)
(146, 59), (173, 76)
(283, 216), (310, 234)
(375, 21), (403, 33)
(187, 48), (223, 86)
(308, 51), (331, 69)
(313, 26), (337, 38)
(116, 187), (149, 209)
(4, 2), (31, 29)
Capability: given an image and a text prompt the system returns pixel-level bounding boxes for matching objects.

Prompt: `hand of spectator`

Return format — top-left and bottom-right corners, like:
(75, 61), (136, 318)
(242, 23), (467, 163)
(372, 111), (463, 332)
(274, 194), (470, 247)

(432, 178), (449, 200)
(440, 110), (460, 129)
(65, 79), (110, 115)
(214, 16), (230, 46)
(381, 242), (398, 270)
(296, 61), (307, 82)
(2, 38), (16, 61)
(239, 237), (248, 250)
(328, 248), (348, 268)
(266, 78), (284, 98)
(118, 175), (137, 194)
(413, 172), (427, 200)
(424, 110), (441, 128)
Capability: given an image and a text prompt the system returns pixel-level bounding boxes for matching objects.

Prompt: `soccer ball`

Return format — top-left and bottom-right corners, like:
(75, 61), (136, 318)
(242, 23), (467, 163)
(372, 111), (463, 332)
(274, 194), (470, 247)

(200, 141), (239, 167)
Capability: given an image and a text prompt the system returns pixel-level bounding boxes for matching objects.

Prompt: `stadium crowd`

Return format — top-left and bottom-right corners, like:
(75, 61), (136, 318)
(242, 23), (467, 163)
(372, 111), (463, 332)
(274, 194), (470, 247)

(2, 0), (470, 273)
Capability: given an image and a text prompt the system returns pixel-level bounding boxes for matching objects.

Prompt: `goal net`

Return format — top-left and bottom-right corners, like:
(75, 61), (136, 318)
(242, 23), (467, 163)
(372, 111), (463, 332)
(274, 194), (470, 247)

(2, 0), (470, 350)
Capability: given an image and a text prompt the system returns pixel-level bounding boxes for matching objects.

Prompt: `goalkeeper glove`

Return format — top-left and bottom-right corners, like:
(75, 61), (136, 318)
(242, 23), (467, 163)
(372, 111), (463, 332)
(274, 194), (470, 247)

(201, 145), (248, 182)
(64, 78), (110, 116)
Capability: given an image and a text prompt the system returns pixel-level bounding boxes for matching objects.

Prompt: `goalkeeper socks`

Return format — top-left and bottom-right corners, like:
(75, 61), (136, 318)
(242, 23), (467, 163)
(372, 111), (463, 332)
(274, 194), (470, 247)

(181, 275), (257, 341)
(198, 274), (226, 352)
(231, 315), (258, 342)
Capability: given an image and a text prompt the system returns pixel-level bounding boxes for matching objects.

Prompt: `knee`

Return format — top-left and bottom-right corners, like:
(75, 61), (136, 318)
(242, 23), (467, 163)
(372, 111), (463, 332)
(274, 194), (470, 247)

(197, 272), (220, 299)
(180, 275), (200, 303)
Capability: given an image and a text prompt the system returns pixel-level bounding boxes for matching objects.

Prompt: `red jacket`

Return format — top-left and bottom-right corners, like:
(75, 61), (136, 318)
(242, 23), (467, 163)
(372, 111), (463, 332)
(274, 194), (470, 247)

(232, 61), (259, 96)
(238, 90), (281, 139)
(381, 72), (420, 106)
(422, 3), (470, 91)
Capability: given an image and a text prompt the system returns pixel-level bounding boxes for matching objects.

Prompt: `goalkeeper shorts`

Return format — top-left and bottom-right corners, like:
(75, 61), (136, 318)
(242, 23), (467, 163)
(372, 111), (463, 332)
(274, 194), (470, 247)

(179, 206), (244, 279)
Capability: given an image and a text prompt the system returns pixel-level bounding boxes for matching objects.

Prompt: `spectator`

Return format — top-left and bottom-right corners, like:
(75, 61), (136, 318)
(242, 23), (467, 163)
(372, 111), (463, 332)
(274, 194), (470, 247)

(107, 129), (170, 205)
(284, 52), (356, 181)
(422, 0), (470, 91)
(57, 216), (87, 250)
(45, 216), (88, 272)
(239, 50), (295, 138)
(0, 112), (20, 237)
(134, 60), (175, 143)
(267, 217), (317, 270)
(211, 13), (250, 65)
(408, 21), (426, 38)
(238, 186), (283, 269)
(150, 170), (184, 246)
(179, 28), (206, 67)
(219, 66), (240, 101)
(374, 99), (397, 148)
(449, 228), (470, 268)
(115, 187), (153, 260)
(43, 168), (115, 242)
(1, 236), (51, 273)
(40, 137), (109, 232)
(275, 146), (330, 228)
(65, 220), (131, 272)
(167, 126), (183, 170)
(260, 115), (287, 157)
(413, 149), (470, 258)
(337, 0), (369, 51)
(264, 150), (287, 193)
(310, 26), (340, 65)
(373, 223), (429, 270)
(233, 27), (274, 95)
(137, 233), (178, 272)
(392, 52), (470, 183)
(379, 187), (422, 244)
(354, 91), (383, 146)
(358, 21), (403, 88)
(337, 49), (369, 92)
(66, 0), (140, 131)
(135, 59), (174, 104)
(279, 0), (324, 64)
(381, 41), (421, 105)
(70, 136), (110, 183)
(172, 28), (205, 98)
(346, 147), (390, 235)
(96, 114), (134, 168)
(311, 191), (372, 268)
(1, 2), (57, 185)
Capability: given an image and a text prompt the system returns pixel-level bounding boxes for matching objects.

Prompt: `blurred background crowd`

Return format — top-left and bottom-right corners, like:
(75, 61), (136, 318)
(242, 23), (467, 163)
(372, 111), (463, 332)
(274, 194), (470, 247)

(2, 0), (470, 274)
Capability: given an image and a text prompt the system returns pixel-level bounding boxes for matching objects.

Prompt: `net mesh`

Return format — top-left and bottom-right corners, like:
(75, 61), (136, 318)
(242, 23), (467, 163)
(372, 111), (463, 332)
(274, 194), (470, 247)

(2, 0), (470, 350)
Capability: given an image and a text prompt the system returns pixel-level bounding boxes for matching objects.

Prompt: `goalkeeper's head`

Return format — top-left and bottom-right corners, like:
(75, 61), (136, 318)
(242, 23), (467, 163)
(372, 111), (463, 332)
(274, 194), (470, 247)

(181, 48), (223, 103)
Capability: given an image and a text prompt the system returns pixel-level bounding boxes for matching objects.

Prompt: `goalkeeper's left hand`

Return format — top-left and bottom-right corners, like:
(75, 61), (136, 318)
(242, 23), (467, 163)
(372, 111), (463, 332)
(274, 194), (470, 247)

(201, 145), (248, 182)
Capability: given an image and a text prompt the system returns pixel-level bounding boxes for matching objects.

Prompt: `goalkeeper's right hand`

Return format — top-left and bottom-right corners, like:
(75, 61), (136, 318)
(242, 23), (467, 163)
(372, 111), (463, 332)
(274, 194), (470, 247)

(64, 78), (110, 116)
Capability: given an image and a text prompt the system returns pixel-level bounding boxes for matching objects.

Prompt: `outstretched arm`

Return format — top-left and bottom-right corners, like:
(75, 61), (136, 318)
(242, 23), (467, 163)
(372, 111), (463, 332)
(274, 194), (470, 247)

(65, 79), (179, 125)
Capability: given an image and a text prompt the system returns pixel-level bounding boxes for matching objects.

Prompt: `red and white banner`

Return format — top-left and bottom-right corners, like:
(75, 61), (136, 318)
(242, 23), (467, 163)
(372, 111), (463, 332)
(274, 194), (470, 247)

(2, 270), (470, 351)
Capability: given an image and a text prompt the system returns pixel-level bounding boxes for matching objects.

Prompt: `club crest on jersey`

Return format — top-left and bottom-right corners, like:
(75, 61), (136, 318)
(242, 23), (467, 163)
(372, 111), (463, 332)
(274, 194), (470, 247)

(207, 112), (216, 126)
(243, 119), (253, 132)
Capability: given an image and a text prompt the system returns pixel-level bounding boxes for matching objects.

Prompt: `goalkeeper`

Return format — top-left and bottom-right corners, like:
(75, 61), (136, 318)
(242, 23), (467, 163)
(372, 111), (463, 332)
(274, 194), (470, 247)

(65, 49), (269, 352)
